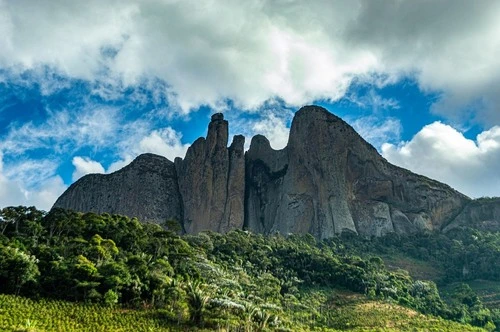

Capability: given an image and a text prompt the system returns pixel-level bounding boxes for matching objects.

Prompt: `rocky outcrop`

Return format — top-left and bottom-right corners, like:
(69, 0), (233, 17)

(444, 198), (500, 232)
(245, 106), (470, 239)
(174, 113), (245, 233)
(53, 153), (182, 224)
(53, 105), (497, 238)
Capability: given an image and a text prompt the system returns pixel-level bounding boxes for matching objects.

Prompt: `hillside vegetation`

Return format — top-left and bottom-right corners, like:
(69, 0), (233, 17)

(0, 206), (498, 331)
(0, 293), (486, 332)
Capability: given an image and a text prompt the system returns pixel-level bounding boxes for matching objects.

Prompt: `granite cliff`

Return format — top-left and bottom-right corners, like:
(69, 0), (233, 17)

(53, 153), (182, 225)
(53, 106), (500, 238)
(174, 113), (245, 234)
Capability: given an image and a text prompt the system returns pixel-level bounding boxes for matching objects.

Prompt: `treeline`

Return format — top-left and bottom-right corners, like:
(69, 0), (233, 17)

(332, 227), (500, 282)
(0, 206), (497, 330)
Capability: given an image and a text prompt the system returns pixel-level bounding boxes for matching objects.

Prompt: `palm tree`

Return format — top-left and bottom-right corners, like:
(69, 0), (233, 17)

(185, 279), (210, 325)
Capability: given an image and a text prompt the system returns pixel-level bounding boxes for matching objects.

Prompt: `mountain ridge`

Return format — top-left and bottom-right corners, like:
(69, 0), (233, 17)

(53, 105), (499, 238)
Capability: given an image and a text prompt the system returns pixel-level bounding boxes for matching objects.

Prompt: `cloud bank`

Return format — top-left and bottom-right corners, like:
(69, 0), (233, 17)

(1, 0), (500, 209)
(382, 123), (500, 198)
(1, 0), (499, 122)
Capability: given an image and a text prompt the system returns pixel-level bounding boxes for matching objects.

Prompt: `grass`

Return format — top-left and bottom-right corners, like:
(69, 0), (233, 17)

(0, 294), (179, 332)
(288, 287), (486, 331)
(0, 292), (488, 332)
(381, 253), (445, 281)
(323, 301), (485, 332)
(467, 280), (500, 309)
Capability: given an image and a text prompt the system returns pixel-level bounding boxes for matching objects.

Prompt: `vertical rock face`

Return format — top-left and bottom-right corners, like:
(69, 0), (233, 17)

(246, 107), (359, 239)
(245, 106), (470, 239)
(175, 113), (245, 233)
(245, 135), (289, 234)
(53, 153), (182, 224)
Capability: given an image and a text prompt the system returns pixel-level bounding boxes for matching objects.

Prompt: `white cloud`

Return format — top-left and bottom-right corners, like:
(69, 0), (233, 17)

(107, 126), (190, 173)
(346, 88), (400, 112)
(136, 128), (190, 160)
(72, 156), (105, 181)
(251, 113), (290, 150)
(0, 107), (119, 155)
(350, 116), (402, 148)
(0, 152), (66, 211)
(382, 122), (500, 198)
(1, 1), (498, 122)
(26, 176), (67, 212)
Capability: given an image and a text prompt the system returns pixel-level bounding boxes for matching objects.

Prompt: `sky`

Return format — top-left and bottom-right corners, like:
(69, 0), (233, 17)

(1, 0), (500, 211)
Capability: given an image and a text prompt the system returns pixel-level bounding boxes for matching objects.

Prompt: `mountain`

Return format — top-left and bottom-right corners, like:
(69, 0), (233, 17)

(53, 105), (499, 238)
(53, 153), (182, 225)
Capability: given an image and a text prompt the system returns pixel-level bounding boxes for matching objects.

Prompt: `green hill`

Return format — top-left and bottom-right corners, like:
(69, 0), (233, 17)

(0, 206), (498, 331)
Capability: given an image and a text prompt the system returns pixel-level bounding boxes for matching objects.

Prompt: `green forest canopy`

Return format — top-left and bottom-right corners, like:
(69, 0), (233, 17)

(0, 206), (499, 331)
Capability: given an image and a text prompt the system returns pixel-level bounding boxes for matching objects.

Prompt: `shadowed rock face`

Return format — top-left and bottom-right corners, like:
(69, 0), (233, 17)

(53, 105), (498, 238)
(53, 153), (182, 224)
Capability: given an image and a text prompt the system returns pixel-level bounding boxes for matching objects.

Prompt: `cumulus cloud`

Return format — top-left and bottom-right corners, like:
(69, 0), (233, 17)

(107, 126), (190, 173)
(137, 128), (190, 160)
(382, 122), (500, 198)
(251, 114), (291, 150)
(72, 156), (105, 181)
(1, 0), (498, 122)
(25, 176), (67, 212)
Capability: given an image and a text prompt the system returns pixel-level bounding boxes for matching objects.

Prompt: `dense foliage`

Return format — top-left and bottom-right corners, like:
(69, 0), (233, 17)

(333, 227), (500, 282)
(0, 206), (498, 331)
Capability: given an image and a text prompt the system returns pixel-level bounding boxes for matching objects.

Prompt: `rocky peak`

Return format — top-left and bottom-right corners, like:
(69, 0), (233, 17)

(211, 112), (224, 121)
(247, 135), (274, 162)
(245, 105), (470, 239)
(53, 105), (497, 238)
(207, 112), (228, 153)
(290, 105), (378, 156)
(53, 153), (182, 225)
(175, 114), (245, 233)
(229, 134), (245, 155)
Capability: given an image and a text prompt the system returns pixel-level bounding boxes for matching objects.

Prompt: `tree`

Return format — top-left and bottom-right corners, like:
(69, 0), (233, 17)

(0, 206), (43, 236)
(0, 245), (40, 295)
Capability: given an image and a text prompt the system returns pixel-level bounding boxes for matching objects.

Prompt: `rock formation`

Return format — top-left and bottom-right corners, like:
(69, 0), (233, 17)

(174, 113), (245, 233)
(53, 153), (182, 225)
(53, 105), (500, 238)
(443, 197), (500, 232)
(245, 106), (470, 239)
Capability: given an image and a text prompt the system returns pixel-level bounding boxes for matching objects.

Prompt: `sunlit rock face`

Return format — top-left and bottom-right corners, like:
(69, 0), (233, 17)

(53, 153), (182, 225)
(55, 105), (499, 238)
(174, 113), (245, 234)
(245, 106), (469, 239)
(444, 198), (500, 232)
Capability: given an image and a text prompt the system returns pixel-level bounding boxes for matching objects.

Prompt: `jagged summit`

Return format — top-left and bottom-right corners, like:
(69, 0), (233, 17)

(53, 105), (498, 238)
(174, 110), (245, 234)
(211, 112), (224, 121)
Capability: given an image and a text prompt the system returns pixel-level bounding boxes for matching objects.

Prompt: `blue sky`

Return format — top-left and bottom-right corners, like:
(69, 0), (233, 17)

(1, 0), (500, 210)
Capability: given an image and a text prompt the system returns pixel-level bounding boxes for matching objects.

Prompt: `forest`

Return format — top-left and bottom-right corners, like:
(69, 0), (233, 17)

(0, 205), (499, 331)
